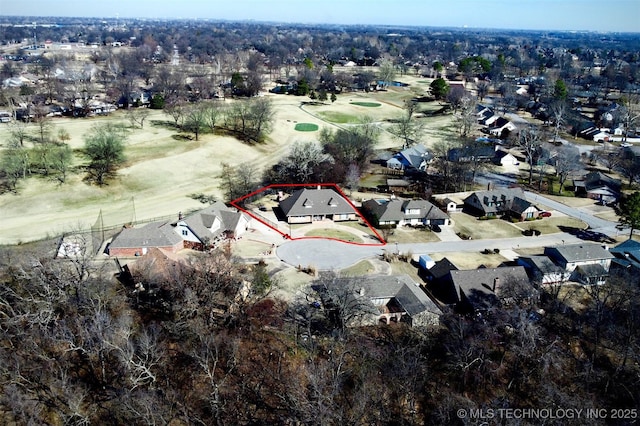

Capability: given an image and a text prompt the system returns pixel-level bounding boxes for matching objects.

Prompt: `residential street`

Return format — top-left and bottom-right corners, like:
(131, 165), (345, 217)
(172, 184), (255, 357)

(276, 193), (622, 270)
(524, 192), (618, 234)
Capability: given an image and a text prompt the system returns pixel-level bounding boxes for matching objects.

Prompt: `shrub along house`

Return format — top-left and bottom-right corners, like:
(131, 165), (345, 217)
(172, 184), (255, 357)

(278, 187), (357, 224)
(361, 197), (450, 228)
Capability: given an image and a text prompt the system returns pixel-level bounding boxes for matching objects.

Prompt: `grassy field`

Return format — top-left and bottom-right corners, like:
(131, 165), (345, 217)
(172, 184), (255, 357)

(0, 73), (478, 245)
(315, 111), (362, 124)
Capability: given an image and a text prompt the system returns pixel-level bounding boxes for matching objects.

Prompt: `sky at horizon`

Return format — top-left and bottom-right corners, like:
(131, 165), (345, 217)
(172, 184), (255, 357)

(2, 0), (639, 33)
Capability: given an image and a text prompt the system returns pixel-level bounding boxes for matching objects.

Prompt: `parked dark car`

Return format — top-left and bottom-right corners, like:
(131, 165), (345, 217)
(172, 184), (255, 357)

(539, 211), (552, 217)
(431, 224), (441, 232)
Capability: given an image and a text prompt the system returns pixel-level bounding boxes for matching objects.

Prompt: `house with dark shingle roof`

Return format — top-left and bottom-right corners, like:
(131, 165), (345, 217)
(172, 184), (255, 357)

(573, 171), (621, 204)
(445, 266), (533, 312)
(544, 243), (614, 285)
(361, 197), (450, 227)
(319, 274), (442, 327)
(518, 255), (570, 285)
(447, 145), (496, 163)
(108, 221), (184, 257)
(463, 187), (539, 220)
(278, 187), (357, 224)
(108, 201), (250, 256)
(609, 239), (640, 274)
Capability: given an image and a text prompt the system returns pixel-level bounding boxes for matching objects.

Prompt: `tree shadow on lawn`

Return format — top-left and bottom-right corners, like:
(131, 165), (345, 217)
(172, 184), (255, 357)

(150, 119), (181, 130)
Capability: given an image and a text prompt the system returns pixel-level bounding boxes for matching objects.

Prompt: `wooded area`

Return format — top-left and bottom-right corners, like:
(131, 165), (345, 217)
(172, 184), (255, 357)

(0, 240), (638, 424)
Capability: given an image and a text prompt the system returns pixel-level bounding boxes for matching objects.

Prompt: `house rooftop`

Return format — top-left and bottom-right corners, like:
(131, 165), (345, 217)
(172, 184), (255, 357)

(545, 243), (615, 263)
(449, 266), (530, 306)
(110, 221), (182, 249)
(325, 274), (441, 318)
(279, 188), (354, 217)
(181, 201), (244, 240)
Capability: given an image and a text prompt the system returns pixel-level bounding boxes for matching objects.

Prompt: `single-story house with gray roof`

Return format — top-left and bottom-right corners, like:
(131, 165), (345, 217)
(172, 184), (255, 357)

(278, 187), (357, 224)
(361, 197), (450, 227)
(108, 221), (184, 257)
(442, 266), (533, 312)
(318, 274), (442, 327)
(109, 202), (250, 256)
(463, 187), (539, 220)
(175, 201), (250, 250)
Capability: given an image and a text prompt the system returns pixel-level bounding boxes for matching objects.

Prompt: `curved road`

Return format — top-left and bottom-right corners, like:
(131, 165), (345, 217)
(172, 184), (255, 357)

(277, 192), (621, 270)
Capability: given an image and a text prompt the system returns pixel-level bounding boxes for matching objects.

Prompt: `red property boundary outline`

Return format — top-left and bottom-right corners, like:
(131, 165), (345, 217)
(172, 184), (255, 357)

(230, 183), (386, 246)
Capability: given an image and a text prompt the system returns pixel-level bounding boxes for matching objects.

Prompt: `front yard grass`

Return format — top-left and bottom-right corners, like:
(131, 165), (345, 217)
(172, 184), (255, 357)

(451, 212), (523, 240)
(429, 251), (508, 269)
(304, 228), (363, 243)
(384, 226), (441, 243)
(340, 260), (376, 276)
(339, 221), (386, 242)
(512, 216), (587, 235)
(389, 260), (423, 283)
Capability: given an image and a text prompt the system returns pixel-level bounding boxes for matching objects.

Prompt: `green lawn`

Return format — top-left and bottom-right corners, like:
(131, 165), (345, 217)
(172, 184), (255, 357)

(294, 123), (319, 132)
(359, 172), (387, 188)
(305, 228), (363, 242)
(316, 111), (361, 124)
(337, 221), (384, 242)
(349, 102), (382, 107)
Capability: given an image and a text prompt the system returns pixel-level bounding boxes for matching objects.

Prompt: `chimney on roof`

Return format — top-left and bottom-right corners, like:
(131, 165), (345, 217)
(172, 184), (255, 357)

(492, 277), (500, 292)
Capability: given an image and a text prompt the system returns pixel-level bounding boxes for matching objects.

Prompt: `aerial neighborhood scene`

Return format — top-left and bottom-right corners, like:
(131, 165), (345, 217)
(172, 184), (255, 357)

(1, 0), (640, 423)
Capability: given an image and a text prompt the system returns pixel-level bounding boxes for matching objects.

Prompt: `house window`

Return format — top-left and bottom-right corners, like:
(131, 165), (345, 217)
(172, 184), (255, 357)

(181, 230), (188, 236)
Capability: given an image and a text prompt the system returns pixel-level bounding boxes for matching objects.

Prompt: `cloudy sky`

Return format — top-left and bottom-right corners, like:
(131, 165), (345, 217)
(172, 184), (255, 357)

(4, 0), (639, 32)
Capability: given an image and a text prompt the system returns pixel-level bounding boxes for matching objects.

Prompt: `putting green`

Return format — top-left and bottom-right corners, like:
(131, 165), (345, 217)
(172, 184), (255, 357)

(294, 123), (319, 131)
(349, 102), (382, 107)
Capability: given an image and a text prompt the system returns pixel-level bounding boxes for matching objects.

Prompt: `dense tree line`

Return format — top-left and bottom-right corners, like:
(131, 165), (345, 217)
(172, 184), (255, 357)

(0, 241), (638, 424)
